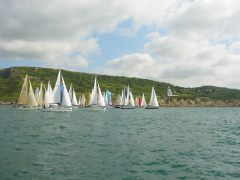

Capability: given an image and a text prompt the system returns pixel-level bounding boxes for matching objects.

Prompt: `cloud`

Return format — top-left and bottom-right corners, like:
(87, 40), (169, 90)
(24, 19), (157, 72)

(1, 0), (240, 88)
(105, 31), (240, 88)
(106, 53), (157, 78)
(0, 0), (129, 69)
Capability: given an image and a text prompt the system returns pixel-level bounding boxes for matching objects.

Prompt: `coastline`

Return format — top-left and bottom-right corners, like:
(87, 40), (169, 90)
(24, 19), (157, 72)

(1, 98), (240, 107)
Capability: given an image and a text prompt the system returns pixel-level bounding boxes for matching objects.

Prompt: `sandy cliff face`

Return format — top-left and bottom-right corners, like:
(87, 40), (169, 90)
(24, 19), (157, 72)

(160, 98), (240, 107)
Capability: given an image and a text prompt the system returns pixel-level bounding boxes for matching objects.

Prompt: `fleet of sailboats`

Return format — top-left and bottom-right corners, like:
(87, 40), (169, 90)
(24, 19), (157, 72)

(15, 70), (167, 111)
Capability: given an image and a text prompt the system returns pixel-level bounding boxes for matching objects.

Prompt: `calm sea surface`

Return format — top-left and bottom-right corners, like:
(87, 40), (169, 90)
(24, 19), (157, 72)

(0, 106), (240, 179)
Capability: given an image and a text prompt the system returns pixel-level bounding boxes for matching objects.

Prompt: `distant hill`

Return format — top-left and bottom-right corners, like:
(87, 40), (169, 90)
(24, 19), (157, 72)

(1, 66), (240, 103)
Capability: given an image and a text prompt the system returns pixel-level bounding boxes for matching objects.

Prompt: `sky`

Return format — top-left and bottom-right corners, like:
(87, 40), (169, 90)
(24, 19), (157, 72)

(1, 0), (240, 88)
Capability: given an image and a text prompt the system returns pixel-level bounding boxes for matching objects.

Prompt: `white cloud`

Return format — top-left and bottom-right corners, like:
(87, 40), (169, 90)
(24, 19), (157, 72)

(1, 0), (240, 88)
(106, 32), (240, 88)
(106, 53), (156, 78)
(0, 0), (129, 69)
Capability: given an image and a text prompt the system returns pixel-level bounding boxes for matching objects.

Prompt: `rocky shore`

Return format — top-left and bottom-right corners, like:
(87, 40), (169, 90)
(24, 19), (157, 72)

(160, 97), (240, 107)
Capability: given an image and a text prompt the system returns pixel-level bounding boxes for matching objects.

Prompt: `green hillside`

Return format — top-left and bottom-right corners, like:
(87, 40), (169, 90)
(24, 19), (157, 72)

(0, 66), (240, 102)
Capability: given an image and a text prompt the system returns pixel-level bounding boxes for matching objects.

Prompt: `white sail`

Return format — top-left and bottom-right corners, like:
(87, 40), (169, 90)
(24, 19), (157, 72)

(69, 84), (78, 106)
(27, 80), (38, 107)
(18, 74), (28, 105)
(167, 86), (173, 97)
(141, 93), (147, 107)
(80, 94), (86, 106)
(37, 83), (44, 106)
(148, 86), (159, 107)
(61, 76), (72, 107)
(53, 70), (61, 104)
(97, 84), (105, 107)
(35, 87), (39, 102)
(124, 86), (130, 106)
(89, 77), (98, 105)
(129, 91), (135, 106)
(119, 90), (124, 106)
(44, 81), (53, 108)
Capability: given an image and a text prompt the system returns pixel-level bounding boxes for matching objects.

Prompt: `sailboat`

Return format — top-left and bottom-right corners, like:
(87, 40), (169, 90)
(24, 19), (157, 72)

(140, 93), (147, 107)
(43, 80), (54, 108)
(121, 85), (135, 109)
(69, 84), (79, 107)
(87, 77), (106, 111)
(37, 83), (44, 107)
(78, 94), (86, 107)
(114, 93), (122, 108)
(16, 74), (29, 107)
(146, 86), (159, 109)
(105, 89), (112, 106)
(15, 74), (38, 109)
(42, 70), (72, 112)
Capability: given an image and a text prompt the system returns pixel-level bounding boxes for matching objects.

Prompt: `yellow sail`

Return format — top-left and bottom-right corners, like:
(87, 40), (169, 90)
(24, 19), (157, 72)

(37, 83), (44, 106)
(27, 80), (38, 107)
(18, 74), (28, 105)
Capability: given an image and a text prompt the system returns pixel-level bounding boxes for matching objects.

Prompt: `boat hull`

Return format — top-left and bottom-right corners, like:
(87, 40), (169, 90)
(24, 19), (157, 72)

(42, 106), (72, 112)
(121, 105), (135, 109)
(145, 106), (159, 109)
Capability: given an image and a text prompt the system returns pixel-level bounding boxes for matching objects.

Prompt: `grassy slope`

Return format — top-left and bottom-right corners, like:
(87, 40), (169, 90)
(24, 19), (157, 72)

(0, 66), (240, 102)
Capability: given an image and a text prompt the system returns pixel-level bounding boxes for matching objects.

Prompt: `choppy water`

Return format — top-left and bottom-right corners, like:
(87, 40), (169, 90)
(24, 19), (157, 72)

(0, 106), (240, 179)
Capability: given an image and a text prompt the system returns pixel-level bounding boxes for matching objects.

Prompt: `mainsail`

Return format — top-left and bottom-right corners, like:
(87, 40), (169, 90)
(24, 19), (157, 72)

(69, 84), (78, 106)
(53, 70), (61, 104)
(129, 91), (135, 106)
(44, 81), (53, 108)
(51, 70), (72, 107)
(89, 78), (98, 105)
(141, 94), (147, 107)
(89, 77), (105, 107)
(26, 80), (38, 107)
(148, 86), (159, 107)
(18, 74), (28, 105)
(37, 83), (44, 106)
(97, 84), (105, 106)
(79, 94), (86, 106)
(61, 76), (72, 107)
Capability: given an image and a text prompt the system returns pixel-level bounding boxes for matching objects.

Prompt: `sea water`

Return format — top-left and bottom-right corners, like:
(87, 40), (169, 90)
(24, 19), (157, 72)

(0, 106), (239, 179)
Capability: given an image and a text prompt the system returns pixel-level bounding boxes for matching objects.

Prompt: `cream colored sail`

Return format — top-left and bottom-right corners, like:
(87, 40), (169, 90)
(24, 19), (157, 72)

(27, 80), (38, 107)
(37, 83), (44, 106)
(80, 94), (86, 106)
(18, 74), (29, 105)
(141, 93), (147, 107)
(129, 91), (135, 106)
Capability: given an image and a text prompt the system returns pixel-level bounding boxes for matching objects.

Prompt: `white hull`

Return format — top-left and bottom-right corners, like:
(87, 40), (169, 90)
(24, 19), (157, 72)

(42, 106), (72, 112)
